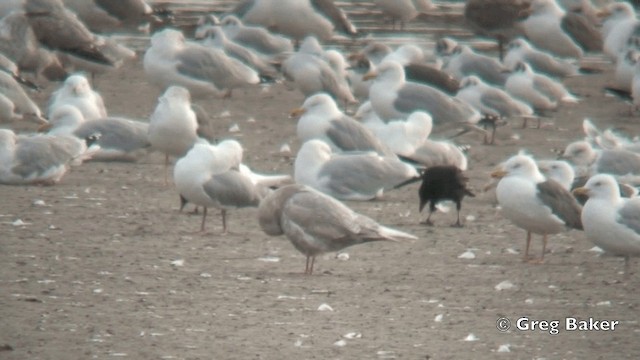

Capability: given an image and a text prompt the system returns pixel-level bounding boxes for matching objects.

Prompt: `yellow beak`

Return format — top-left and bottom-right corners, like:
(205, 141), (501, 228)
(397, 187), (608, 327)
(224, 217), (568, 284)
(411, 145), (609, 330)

(363, 70), (377, 81)
(289, 107), (306, 118)
(490, 169), (508, 179)
(37, 122), (52, 132)
(596, 9), (611, 18)
(572, 187), (590, 197)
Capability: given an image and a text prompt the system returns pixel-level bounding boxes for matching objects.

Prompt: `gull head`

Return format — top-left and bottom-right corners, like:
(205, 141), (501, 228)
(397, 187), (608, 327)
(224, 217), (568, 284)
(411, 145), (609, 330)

(491, 153), (541, 180)
(573, 174), (619, 200)
(561, 141), (597, 167)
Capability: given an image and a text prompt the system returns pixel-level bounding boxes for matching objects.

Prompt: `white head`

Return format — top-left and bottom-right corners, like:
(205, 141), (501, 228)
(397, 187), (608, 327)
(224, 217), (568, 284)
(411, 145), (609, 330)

(324, 50), (348, 74)
(64, 74), (92, 96)
(299, 36), (323, 56)
(0, 128), (17, 148)
(151, 28), (185, 49)
(406, 111), (433, 137)
(459, 75), (483, 89)
(530, 0), (563, 15)
(216, 139), (244, 169)
(599, 2), (635, 22)
(220, 15), (243, 27)
(294, 139), (333, 181)
(297, 93), (339, 115)
(367, 60), (405, 84)
(389, 44), (425, 65)
(493, 152), (545, 182)
(537, 160), (575, 190)
(578, 174), (621, 202)
(162, 85), (191, 104)
(562, 141), (597, 166)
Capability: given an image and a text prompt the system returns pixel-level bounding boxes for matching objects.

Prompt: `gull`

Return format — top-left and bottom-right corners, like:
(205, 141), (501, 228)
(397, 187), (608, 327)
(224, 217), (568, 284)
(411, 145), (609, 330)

(364, 61), (482, 133)
(456, 75), (534, 138)
(573, 174), (640, 277)
(374, 0), (435, 29)
(291, 93), (393, 156)
(464, 0), (531, 59)
(491, 152), (583, 263)
(0, 52), (39, 91)
(217, 15), (293, 57)
(174, 141), (262, 234)
(537, 159), (576, 190)
(0, 128), (96, 185)
(294, 139), (418, 201)
(62, 0), (155, 33)
(561, 140), (640, 184)
(503, 38), (580, 78)
(520, 0), (602, 58)
(143, 28), (259, 98)
(148, 86), (200, 184)
(24, 0), (115, 66)
(281, 37), (356, 105)
(0, 70), (46, 124)
(0, 11), (68, 81)
(48, 73), (107, 121)
(599, 2), (638, 61)
(44, 105), (150, 162)
(505, 62), (578, 118)
(199, 26), (279, 81)
(258, 184), (417, 275)
(442, 44), (509, 86)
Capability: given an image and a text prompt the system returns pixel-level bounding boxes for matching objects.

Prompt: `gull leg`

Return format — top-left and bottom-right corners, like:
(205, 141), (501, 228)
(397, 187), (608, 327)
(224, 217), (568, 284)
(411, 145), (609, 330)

(522, 231), (531, 262)
(309, 256), (316, 275)
(221, 209), (228, 235)
(164, 154), (170, 185)
(199, 207), (208, 232)
(451, 203), (463, 228)
(305, 256), (311, 275)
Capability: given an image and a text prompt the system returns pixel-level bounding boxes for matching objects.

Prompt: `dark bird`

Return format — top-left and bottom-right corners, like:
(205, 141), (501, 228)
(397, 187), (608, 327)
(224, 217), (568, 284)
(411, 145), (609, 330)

(258, 184), (417, 275)
(395, 165), (475, 227)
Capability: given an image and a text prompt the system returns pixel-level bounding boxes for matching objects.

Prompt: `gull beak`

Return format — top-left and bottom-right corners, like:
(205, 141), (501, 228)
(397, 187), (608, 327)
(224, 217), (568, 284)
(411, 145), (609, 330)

(596, 9), (611, 18)
(363, 70), (378, 81)
(37, 121), (52, 132)
(289, 107), (306, 118)
(572, 187), (590, 197)
(490, 169), (508, 179)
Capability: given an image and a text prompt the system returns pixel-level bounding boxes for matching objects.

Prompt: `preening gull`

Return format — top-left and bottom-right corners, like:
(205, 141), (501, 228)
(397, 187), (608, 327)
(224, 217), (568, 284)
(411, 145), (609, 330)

(258, 184), (417, 274)
(291, 93), (393, 156)
(294, 139), (418, 201)
(504, 38), (580, 78)
(0, 128), (96, 185)
(48, 73), (107, 121)
(44, 105), (150, 162)
(365, 61), (482, 131)
(574, 174), (640, 277)
(148, 86), (200, 183)
(144, 28), (259, 97)
(174, 141), (261, 233)
(492, 153), (582, 262)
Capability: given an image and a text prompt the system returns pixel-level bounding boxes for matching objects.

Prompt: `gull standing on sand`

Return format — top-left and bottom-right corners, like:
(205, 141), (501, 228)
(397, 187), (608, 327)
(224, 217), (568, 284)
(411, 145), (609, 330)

(365, 61), (482, 130)
(144, 28), (259, 98)
(0, 128), (96, 185)
(258, 184), (417, 274)
(148, 86), (200, 183)
(573, 174), (640, 277)
(48, 73), (107, 121)
(174, 141), (262, 234)
(44, 105), (150, 162)
(294, 139), (418, 201)
(492, 153), (583, 263)
(291, 93), (393, 156)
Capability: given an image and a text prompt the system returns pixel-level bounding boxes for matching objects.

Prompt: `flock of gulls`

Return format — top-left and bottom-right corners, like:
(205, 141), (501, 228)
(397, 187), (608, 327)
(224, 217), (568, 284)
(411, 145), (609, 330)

(3, 0), (640, 276)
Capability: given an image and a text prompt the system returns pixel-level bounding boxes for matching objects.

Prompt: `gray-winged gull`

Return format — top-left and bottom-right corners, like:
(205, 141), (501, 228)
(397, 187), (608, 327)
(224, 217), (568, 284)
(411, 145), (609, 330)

(599, 2), (638, 61)
(491, 152), (582, 262)
(0, 128), (96, 185)
(573, 174), (640, 277)
(174, 141), (261, 234)
(291, 93), (393, 156)
(364, 61), (482, 131)
(258, 183), (417, 274)
(537, 159), (576, 190)
(504, 38), (579, 78)
(44, 105), (150, 162)
(62, 0), (154, 33)
(443, 44), (509, 86)
(561, 140), (640, 184)
(144, 28), (259, 98)
(294, 139), (418, 201)
(0, 70), (46, 124)
(48, 73), (107, 121)
(217, 15), (293, 57)
(374, 0), (435, 28)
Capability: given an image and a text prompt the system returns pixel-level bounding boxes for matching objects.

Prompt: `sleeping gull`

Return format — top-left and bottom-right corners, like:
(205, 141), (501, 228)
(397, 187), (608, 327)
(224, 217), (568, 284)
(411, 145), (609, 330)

(573, 174), (640, 277)
(282, 37), (356, 105)
(143, 28), (259, 98)
(293, 139), (418, 201)
(44, 105), (150, 162)
(505, 62), (578, 121)
(364, 61), (482, 132)
(0, 128), (96, 185)
(24, 0), (115, 66)
(48, 73), (107, 121)
(503, 38), (579, 78)
(258, 184), (417, 274)
(174, 141), (261, 234)
(456, 75), (534, 139)
(442, 44), (509, 86)
(491, 152), (582, 263)
(148, 86), (200, 183)
(291, 93), (393, 156)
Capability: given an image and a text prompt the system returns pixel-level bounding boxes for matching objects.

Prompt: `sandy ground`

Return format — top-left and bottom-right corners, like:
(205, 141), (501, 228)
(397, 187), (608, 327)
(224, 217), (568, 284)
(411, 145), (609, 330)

(2, 53), (640, 359)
